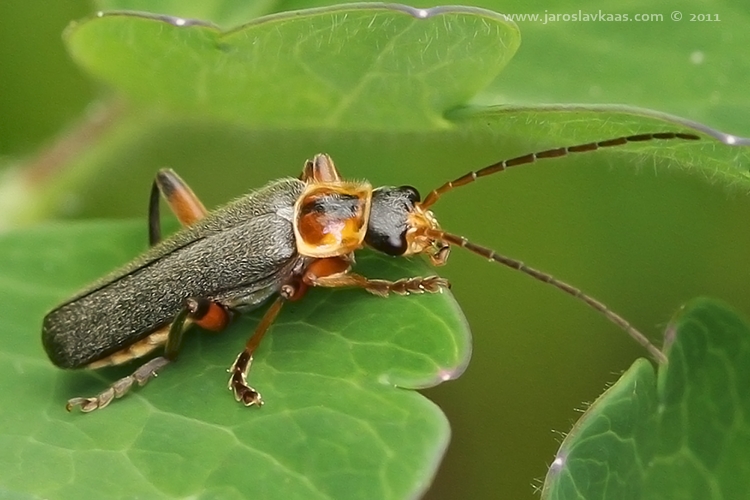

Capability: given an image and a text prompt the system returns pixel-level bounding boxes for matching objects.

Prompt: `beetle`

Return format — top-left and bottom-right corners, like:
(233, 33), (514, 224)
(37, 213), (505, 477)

(42, 131), (698, 412)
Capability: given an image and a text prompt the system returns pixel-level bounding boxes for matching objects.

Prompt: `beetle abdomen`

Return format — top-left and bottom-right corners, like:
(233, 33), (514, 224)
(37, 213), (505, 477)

(43, 212), (299, 368)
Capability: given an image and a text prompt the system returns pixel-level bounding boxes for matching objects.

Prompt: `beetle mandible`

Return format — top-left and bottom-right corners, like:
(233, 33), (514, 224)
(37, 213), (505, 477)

(42, 131), (698, 412)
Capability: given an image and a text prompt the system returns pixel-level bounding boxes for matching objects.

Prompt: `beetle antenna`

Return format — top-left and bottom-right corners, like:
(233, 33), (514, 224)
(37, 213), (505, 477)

(425, 228), (668, 364)
(421, 132), (700, 208)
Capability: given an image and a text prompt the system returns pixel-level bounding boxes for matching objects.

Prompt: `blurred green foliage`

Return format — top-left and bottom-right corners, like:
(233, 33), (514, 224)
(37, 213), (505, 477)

(0, 0), (748, 499)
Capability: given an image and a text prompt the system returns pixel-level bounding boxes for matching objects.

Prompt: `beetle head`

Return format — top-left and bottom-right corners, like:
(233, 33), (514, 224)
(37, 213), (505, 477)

(363, 131), (700, 363)
(365, 186), (450, 266)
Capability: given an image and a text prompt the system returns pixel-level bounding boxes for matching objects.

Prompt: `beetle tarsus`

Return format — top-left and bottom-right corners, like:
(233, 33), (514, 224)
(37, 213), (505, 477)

(65, 356), (171, 413)
(306, 271), (450, 297)
(228, 351), (263, 407)
(375, 275), (450, 296)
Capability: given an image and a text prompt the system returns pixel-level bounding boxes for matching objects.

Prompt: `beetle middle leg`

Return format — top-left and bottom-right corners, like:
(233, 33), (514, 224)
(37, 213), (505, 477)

(66, 297), (231, 412)
(227, 280), (307, 407)
(228, 296), (285, 407)
(149, 168), (208, 246)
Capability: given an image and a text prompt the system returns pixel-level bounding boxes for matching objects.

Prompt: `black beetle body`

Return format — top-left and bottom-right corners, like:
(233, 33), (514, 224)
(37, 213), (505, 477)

(42, 133), (698, 412)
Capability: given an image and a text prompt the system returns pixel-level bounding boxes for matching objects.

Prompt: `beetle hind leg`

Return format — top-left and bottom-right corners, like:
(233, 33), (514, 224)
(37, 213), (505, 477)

(149, 169), (208, 246)
(67, 297), (231, 413)
(66, 356), (171, 412)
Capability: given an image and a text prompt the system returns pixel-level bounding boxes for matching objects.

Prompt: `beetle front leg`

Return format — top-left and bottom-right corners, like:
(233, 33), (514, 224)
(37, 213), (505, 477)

(149, 169), (209, 246)
(303, 257), (450, 297)
(66, 297), (231, 412)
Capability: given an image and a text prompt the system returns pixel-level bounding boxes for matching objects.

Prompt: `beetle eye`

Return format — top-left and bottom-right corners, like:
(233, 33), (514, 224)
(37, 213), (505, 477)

(400, 185), (420, 203)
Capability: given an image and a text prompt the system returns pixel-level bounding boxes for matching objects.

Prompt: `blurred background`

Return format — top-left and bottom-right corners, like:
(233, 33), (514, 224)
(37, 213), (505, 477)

(1, 0), (748, 498)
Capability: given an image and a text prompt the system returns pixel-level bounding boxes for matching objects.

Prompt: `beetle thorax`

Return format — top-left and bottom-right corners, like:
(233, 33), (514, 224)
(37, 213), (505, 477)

(293, 181), (372, 258)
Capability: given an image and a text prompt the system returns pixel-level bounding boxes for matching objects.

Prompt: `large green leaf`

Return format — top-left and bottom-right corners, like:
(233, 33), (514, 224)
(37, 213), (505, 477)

(542, 299), (750, 499)
(0, 220), (470, 499)
(95, 0), (278, 28)
(65, 5), (519, 130)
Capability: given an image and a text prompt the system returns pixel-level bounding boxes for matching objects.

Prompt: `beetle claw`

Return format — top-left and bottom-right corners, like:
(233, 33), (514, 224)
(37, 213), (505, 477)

(66, 397), (100, 413)
(228, 372), (264, 407)
(233, 384), (264, 407)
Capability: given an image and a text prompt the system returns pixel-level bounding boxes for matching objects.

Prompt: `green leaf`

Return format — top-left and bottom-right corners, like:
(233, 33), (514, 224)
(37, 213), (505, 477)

(94, 0), (278, 29)
(66, 4), (519, 130)
(0, 220), (470, 499)
(542, 298), (750, 499)
(449, 104), (750, 190)
(64, 5), (520, 130)
(480, 0), (750, 138)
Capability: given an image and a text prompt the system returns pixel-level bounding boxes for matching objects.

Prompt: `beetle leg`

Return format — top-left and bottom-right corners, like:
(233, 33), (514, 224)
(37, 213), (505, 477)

(165, 297), (231, 359)
(149, 168), (208, 246)
(67, 297), (230, 412)
(310, 273), (449, 297)
(228, 296), (286, 407)
(66, 356), (170, 412)
(303, 257), (450, 297)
